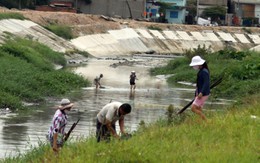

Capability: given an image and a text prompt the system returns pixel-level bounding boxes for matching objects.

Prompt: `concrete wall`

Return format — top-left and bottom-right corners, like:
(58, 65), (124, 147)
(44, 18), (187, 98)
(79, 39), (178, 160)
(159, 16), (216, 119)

(0, 19), (74, 53)
(78, 0), (145, 19)
(71, 27), (260, 57)
(1, 19), (259, 59)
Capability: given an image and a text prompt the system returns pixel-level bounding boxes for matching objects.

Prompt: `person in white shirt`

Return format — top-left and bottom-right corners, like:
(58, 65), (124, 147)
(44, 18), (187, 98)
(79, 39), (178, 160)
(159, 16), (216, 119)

(96, 102), (131, 142)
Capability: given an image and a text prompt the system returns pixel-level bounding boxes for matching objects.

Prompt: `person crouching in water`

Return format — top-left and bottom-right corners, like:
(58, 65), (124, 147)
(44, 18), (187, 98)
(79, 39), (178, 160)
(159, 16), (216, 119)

(189, 56), (210, 121)
(130, 71), (137, 91)
(96, 102), (131, 142)
(94, 74), (103, 89)
(47, 99), (74, 152)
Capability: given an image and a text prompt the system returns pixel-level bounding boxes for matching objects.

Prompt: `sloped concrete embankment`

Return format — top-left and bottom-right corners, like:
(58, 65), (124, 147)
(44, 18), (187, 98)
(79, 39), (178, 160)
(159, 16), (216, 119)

(71, 27), (260, 57)
(0, 19), (73, 53)
(1, 19), (260, 58)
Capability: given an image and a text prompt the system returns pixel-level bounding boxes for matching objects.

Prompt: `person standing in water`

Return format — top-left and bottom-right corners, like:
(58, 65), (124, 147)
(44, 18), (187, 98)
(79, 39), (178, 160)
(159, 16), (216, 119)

(189, 56), (210, 121)
(129, 71), (138, 90)
(94, 74), (103, 89)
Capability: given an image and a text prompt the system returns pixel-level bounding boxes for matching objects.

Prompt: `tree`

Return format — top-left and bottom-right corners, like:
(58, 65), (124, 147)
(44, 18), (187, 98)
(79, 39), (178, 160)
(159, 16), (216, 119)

(186, 0), (196, 16)
(202, 6), (226, 22)
(0, 0), (49, 9)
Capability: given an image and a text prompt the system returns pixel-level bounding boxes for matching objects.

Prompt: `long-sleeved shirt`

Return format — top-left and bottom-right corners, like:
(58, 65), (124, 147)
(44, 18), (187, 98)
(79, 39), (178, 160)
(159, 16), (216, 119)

(196, 68), (210, 96)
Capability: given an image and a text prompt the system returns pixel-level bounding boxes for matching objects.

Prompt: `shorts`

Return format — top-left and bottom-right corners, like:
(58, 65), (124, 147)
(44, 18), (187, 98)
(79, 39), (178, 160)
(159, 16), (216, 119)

(130, 81), (135, 85)
(192, 95), (209, 108)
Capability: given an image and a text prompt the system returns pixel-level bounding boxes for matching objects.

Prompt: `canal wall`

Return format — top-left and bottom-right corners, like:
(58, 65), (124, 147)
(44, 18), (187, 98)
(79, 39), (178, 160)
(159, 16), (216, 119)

(0, 19), (73, 53)
(1, 19), (260, 58)
(71, 27), (260, 57)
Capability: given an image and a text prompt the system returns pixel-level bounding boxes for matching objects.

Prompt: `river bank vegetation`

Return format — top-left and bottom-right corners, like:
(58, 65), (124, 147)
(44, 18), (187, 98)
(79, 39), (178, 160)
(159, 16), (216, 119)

(2, 48), (259, 162)
(0, 37), (90, 110)
(151, 47), (260, 100)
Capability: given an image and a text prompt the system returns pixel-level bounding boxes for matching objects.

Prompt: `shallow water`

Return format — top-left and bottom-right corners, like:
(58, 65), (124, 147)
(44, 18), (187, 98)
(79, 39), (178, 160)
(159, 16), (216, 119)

(0, 57), (228, 158)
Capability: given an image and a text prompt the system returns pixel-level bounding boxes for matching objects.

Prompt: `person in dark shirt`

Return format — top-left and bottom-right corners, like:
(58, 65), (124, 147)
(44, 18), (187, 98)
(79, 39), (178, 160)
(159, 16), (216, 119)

(129, 71), (138, 90)
(189, 56), (210, 121)
(94, 74), (103, 89)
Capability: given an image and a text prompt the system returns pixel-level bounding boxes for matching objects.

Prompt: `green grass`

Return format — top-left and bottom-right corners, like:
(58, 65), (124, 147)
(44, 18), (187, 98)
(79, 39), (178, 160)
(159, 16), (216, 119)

(0, 37), (90, 110)
(0, 13), (25, 20)
(150, 50), (260, 99)
(3, 95), (259, 163)
(45, 24), (73, 40)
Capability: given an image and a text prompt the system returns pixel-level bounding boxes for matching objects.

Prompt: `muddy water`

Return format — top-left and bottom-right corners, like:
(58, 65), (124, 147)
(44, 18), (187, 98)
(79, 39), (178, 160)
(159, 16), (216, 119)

(0, 57), (226, 158)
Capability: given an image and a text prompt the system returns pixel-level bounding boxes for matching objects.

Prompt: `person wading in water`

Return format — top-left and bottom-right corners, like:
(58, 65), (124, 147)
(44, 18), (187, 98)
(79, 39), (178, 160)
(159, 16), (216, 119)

(129, 71), (138, 91)
(94, 74), (103, 89)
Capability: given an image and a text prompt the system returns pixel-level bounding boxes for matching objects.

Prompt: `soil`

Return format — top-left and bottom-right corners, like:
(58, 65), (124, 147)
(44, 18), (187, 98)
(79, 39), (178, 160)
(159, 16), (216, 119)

(1, 7), (260, 38)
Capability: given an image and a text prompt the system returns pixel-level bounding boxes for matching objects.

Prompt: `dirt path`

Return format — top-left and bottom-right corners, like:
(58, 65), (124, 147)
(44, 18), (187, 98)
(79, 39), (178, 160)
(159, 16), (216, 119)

(1, 7), (260, 37)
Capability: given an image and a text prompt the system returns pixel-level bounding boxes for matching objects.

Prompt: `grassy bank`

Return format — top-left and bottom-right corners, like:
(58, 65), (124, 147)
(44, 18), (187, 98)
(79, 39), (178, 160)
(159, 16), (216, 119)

(0, 37), (90, 110)
(0, 13), (25, 20)
(150, 48), (260, 100)
(3, 95), (259, 163)
(2, 48), (260, 162)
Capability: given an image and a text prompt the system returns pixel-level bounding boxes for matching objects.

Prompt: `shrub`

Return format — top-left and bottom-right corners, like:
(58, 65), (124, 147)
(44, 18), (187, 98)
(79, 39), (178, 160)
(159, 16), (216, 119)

(147, 25), (162, 31)
(184, 44), (212, 60)
(45, 25), (73, 40)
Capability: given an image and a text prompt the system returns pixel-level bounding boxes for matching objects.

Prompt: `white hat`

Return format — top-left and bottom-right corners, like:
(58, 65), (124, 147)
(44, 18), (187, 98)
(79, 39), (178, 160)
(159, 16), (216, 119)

(189, 56), (205, 66)
(59, 99), (74, 110)
(131, 71), (135, 73)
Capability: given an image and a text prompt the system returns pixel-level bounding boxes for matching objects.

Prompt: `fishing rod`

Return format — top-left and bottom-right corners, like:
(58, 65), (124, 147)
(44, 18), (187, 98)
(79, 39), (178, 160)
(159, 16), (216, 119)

(64, 118), (80, 141)
(177, 76), (223, 115)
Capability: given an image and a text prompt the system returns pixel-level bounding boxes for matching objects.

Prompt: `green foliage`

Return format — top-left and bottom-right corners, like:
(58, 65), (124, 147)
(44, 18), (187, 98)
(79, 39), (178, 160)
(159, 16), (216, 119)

(0, 13), (25, 20)
(4, 99), (259, 162)
(184, 44), (212, 60)
(65, 49), (90, 58)
(218, 48), (250, 60)
(0, 38), (89, 110)
(150, 49), (260, 99)
(84, 0), (92, 4)
(45, 25), (73, 40)
(186, 0), (196, 16)
(202, 6), (226, 21)
(147, 26), (162, 31)
(0, 0), (36, 9)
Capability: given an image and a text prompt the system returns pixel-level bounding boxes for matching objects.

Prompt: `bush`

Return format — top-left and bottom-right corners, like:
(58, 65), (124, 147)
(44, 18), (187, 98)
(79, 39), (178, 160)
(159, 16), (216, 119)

(150, 49), (260, 99)
(45, 25), (73, 40)
(184, 44), (212, 60)
(0, 38), (89, 110)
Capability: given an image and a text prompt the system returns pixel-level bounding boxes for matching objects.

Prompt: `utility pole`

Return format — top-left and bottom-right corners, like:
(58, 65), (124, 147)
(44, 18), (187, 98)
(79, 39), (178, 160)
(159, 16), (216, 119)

(18, 0), (21, 10)
(196, 0), (199, 23)
(237, 0), (240, 17)
(75, 0), (78, 10)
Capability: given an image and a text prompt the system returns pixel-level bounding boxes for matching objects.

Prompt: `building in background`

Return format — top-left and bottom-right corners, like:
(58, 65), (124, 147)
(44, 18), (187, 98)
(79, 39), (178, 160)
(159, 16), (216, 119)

(163, 0), (187, 24)
(77, 0), (145, 19)
(36, 0), (145, 19)
(232, 0), (260, 25)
